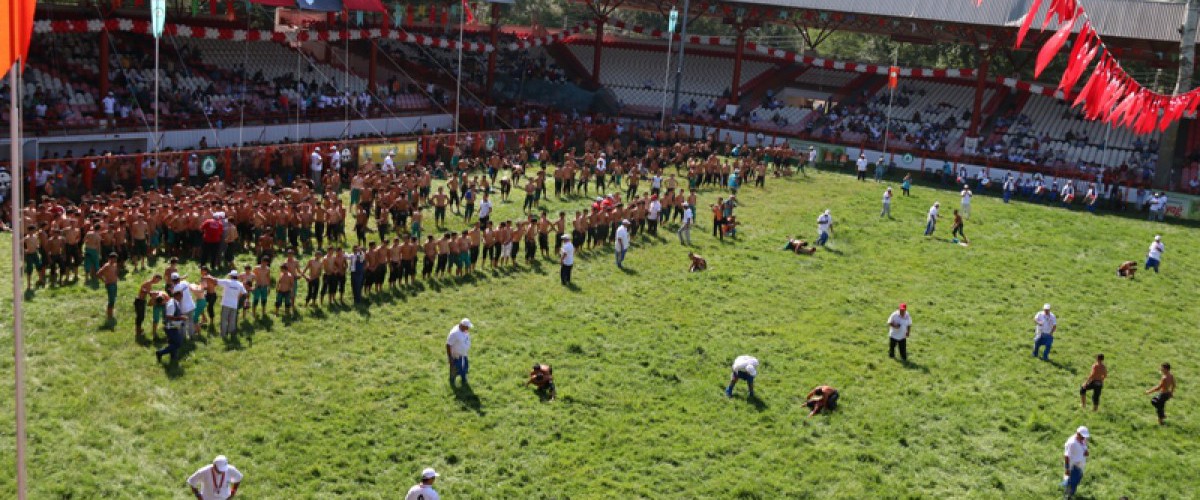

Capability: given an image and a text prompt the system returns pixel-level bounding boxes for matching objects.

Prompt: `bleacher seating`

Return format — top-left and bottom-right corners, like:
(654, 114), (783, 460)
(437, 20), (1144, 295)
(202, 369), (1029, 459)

(565, 44), (774, 110)
(986, 93), (1160, 169)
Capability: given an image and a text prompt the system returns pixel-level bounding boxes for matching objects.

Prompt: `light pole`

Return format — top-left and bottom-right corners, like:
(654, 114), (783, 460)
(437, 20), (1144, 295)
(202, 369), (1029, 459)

(671, 0), (689, 116)
(660, 7), (678, 128)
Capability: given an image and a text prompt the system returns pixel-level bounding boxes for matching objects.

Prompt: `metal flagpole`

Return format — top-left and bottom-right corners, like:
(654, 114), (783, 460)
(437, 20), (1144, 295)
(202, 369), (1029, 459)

(295, 47), (301, 143)
(155, 36), (160, 165)
(454, 2), (465, 144)
(883, 49), (897, 155)
(660, 7), (677, 129)
(670, 0), (689, 116)
(10, 60), (30, 500)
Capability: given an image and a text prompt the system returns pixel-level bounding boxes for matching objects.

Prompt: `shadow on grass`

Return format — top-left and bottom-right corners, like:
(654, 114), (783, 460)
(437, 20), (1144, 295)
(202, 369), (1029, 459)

(746, 393), (769, 412)
(899, 359), (930, 374)
(562, 282), (582, 293)
(453, 382), (485, 416)
(821, 247), (844, 256)
(618, 266), (638, 275)
(98, 317), (117, 331)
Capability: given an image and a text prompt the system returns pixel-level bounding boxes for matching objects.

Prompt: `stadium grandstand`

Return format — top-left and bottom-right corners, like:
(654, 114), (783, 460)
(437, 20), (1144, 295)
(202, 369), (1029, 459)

(3, 0), (1198, 205)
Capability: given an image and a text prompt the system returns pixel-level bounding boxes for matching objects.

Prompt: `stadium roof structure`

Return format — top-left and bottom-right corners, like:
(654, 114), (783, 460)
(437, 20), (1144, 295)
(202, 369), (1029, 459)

(588, 0), (1194, 61)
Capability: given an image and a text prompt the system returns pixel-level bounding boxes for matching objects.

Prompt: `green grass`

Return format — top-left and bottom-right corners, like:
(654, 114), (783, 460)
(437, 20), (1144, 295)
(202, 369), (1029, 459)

(0, 167), (1197, 498)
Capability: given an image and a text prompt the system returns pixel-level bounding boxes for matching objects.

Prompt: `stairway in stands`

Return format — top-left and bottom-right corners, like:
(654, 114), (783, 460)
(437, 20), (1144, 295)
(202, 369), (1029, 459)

(736, 64), (807, 108)
(545, 42), (595, 89)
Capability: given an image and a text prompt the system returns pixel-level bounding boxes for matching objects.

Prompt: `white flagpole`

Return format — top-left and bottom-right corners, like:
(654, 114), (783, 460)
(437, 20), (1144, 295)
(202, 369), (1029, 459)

(10, 60), (30, 500)
(883, 49), (896, 155)
(454, 2), (465, 145)
(660, 32), (673, 129)
(155, 36), (160, 167)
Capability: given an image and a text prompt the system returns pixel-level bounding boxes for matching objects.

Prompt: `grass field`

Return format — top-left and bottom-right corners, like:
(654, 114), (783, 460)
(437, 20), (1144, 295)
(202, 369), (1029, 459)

(0, 166), (1197, 499)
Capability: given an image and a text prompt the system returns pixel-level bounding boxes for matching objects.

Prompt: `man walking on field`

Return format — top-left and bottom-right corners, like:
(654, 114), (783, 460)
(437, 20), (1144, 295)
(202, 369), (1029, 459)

(924, 202), (940, 236)
(1062, 426), (1089, 499)
(447, 318), (473, 387)
(1033, 303), (1057, 361)
(881, 187), (893, 218)
(1079, 354), (1106, 411)
(1146, 362), (1176, 425)
(887, 303), (912, 361)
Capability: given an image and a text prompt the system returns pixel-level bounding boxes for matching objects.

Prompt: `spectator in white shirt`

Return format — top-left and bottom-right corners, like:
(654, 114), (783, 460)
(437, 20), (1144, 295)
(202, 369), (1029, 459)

(855, 153), (868, 181)
(1062, 427), (1089, 498)
(310, 147), (323, 190)
(187, 455), (243, 500)
(1145, 235), (1164, 273)
(881, 188), (893, 218)
(405, 468), (441, 500)
(887, 303), (913, 361)
(1033, 303), (1057, 361)
(724, 355), (759, 398)
(614, 220), (630, 269)
(924, 202), (940, 236)
(446, 318), (472, 386)
(215, 270), (247, 339)
(559, 234), (575, 285)
(647, 197), (662, 236)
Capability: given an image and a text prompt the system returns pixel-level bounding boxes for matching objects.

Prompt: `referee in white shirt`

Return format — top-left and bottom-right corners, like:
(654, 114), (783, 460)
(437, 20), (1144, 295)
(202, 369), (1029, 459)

(404, 468), (440, 500)
(187, 455), (243, 500)
(447, 318), (473, 386)
(1062, 426), (1089, 498)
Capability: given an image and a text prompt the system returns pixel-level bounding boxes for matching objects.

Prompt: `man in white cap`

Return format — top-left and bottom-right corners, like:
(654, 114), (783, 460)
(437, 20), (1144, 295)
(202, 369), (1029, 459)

(880, 187), (893, 218)
(187, 455), (243, 500)
(614, 219), (630, 269)
(446, 319), (472, 386)
(171, 272), (198, 338)
(1033, 303), (1057, 361)
(855, 153), (868, 181)
(816, 209), (833, 246)
(405, 468), (440, 500)
(677, 202), (693, 246)
(1062, 426), (1089, 498)
(1145, 235), (1164, 273)
(960, 185), (973, 219)
(924, 202), (940, 237)
(559, 234), (575, 285)
(215, 270), (247, 339)
(725, 355), (759, 398)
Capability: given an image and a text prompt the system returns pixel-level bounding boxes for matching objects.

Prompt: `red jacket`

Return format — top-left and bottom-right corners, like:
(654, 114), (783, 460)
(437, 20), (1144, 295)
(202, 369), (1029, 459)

(200, 219), (223, 243)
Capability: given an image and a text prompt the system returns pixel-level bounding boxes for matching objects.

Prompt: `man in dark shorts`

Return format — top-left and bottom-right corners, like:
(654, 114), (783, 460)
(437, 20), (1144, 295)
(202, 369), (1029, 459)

(96, 252), (121, 320)
(525, 363), (557, 401)
(1080, 354), (1107, 411)
(1117, 260), (1137, 278)
(806, 385), (839, 417)
(1145, 362), (1176, 425)
(951, 209), (969, 244)
(783, 236), (816, 255)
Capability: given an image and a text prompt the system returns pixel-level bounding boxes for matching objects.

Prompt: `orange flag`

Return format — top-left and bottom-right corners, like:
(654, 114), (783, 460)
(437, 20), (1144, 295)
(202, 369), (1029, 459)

(1, 0), (37, 75)
(888, 66), (899, 89)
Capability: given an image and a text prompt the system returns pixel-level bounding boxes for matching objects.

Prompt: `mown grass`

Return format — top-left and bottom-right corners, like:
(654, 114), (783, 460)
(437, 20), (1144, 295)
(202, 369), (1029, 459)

(0, 165), (1197, 499)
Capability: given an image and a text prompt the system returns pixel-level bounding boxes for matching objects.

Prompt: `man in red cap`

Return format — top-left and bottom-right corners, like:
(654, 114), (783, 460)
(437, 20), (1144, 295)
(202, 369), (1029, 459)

(887, 303), (913, 361)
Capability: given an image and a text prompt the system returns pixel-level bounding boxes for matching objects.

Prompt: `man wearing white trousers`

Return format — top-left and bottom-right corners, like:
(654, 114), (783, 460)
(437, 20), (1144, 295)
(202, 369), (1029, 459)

(215, 270), (247, 339)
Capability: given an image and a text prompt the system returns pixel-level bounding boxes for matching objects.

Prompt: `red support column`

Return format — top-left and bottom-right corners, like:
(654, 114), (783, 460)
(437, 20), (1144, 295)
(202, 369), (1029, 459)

(99, 31), (110, 98)
(731, 28), (746, 102)
(969, 52), (989, 137)
(368, 41), (378, 94)
(592, 18), (606, 87)
(486, 3), (500, 102)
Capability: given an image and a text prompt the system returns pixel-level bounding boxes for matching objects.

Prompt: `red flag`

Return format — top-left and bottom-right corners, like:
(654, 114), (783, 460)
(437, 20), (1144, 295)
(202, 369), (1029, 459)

(462, 0), (475, 24)
(1071, 58), (1104, 108)
(209, 0), (218, 15)
(1034, 17), (1074, 78)
(1, 0), (36, 74)
(888, 66), (899, 89)
(1058, 24), (1093, 99)
(1015, 0), (1043, 48)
